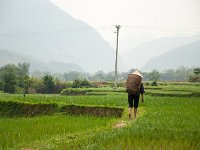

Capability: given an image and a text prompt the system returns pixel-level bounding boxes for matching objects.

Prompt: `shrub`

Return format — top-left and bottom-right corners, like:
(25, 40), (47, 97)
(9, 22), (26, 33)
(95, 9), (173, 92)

(188, 75), (200, 82)
(151, 81), (158, 86)
(0, 81), (3, 90)
(54, 81), (69, 94)
(42, 74), (55, 93)
(145, 82), (150, 86)
(71, 79), (93, 88)
(60, 88), (87, 95)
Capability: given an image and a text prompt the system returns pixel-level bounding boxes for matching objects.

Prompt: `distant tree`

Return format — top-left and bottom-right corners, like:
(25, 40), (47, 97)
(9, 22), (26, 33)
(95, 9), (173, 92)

(160, 69), (175, 81)
(160, 67), (193, 81)
(105, 71), (115, 81)
(148, 69), (160, 85)
(0, 64), (18, 93)
(64, 71), (82, 81)
(188, 68), (200, 82)
(71, 79), (93, 88)
(52, 78), (69, 93)
(42, 74), (55, 93)
(194, 68), (200, 76)
(18, 63), (30, 77)
(93, 71), (106, 81)
(79, 79), (93, 87)
(141, 72), (149, 81)
(31, 70), (44, 79)
(0, 81), (3, 91)
(18, 63), (30, 94)
(174, 66), (188, 81)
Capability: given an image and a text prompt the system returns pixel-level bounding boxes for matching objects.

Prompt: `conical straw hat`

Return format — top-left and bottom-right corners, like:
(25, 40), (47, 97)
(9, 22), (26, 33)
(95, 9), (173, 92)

(132, 70), (143, 78)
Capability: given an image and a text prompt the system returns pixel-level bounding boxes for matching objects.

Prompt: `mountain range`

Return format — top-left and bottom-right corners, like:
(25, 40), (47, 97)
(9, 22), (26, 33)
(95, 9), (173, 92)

(120, 35), (200, 71)
(0, 0), (199, 73)
(0, 0), (125, 73)
(0, 49), (84, 73)
(142, 41), (200, 71)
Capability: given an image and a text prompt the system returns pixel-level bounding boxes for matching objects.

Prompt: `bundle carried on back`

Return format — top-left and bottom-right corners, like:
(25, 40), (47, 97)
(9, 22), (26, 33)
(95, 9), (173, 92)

(126, 70), (143, 94)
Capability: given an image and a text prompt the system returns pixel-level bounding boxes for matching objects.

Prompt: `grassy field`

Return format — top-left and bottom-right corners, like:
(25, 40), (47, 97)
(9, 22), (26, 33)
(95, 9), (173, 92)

(0, 83), (200, 149)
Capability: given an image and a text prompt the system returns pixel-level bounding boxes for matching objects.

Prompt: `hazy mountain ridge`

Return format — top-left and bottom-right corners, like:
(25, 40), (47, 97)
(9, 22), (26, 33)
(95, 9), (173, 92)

(121, 35), (200, 69)
(0, 49), (84, 73)
(119, 33), (155, 52)
(0, 0), (125, 72)
(142, 41), (200, 71)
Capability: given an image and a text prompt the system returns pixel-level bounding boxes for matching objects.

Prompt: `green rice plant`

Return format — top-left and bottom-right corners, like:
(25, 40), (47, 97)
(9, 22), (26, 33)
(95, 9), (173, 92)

(0, 84), (200, 149)
(62, 96), (200, 149)
(0, 93), (128, 107)
(0, 115), (117, 149)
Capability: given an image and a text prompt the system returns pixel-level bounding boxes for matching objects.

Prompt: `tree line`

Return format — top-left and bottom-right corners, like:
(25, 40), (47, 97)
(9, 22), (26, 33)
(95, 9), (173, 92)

(0, 63), (199, 94)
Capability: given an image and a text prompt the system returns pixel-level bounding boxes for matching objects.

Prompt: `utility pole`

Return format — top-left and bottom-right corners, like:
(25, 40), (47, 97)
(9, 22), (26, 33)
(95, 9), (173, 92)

(114, 25), (121, 89)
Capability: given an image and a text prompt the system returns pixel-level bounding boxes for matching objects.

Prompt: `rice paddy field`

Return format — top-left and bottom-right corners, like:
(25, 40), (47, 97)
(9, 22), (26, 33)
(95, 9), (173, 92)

(0, 82), (200, 149)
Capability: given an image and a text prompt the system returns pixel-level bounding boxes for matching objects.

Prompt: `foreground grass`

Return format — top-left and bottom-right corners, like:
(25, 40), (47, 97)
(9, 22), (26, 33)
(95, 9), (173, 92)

(0, 93), (127, 107)
(62, 97), (200, 150)
(1, 96), (198, 149)
(0, 83), (200, 149)
(0, 115), (116, 149)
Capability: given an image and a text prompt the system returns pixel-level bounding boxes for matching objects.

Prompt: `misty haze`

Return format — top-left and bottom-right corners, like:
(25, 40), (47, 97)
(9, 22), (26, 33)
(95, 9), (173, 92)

(0, 0), (200, 149)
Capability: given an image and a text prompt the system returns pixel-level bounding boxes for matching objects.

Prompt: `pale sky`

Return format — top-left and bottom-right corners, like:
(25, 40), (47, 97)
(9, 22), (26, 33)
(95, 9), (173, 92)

(52, 0), (200, 48)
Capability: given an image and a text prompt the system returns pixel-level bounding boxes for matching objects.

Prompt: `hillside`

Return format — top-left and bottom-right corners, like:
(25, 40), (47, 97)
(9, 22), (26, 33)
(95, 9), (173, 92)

(142, 41), (200, 71)
(0, 49), (84, 73)
(0, 0), (125, 72)
(120, 35), (200, 69)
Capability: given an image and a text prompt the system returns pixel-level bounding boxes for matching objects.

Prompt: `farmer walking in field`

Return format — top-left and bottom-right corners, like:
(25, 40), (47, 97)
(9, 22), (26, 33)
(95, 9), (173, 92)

(126, 70), (144, 119)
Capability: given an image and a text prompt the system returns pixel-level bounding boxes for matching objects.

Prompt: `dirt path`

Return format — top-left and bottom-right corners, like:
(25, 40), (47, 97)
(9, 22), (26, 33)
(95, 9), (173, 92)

(113, 120), (127, 128)
(113, 118), (136, 129)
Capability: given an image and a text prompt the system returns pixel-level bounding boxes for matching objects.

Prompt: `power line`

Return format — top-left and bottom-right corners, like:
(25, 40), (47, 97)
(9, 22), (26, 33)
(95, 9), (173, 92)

(0, 25), (200, 39)
(123, 25), (200, 34)
(0, 25), (111, 38)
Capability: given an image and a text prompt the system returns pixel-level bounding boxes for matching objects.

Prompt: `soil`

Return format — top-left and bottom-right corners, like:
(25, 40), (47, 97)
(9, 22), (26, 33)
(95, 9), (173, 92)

(113, 120), (127, 129)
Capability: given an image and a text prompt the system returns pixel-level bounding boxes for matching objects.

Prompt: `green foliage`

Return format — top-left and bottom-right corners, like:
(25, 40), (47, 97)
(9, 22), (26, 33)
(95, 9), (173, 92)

(151, 81), (158, 86)
(0, 115), (115, 149)
(160, 67), (193, 81)
(187, 68), (200, 82)
(54, 79), (69, 94)
(0, 64), (18, 93)
(194, 68), (200, 76)
(17, 63), (30, 93)
(30, 78), (45, 94)
(0, 81), (3, 90)
(71, 79), (93, 88)
(42, 74), (55, 93)
(1, 86), (200, 149)
(0, 83), (200, 149)
(145, 81), (150, 86)
(148, 69), (160, 82)
(188, 74), (200, 82)
(18, 62), (30, 77)
(60, 88), (88, 95)
(0, 63), (31, 94)
(60, 87), (126, 96)
(63, 71), (83, 81)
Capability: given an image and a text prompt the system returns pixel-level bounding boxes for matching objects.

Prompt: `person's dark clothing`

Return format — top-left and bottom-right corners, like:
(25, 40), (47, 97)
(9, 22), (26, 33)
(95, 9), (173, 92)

(128, 94), (139, 108)
(128, 83), (144, 108)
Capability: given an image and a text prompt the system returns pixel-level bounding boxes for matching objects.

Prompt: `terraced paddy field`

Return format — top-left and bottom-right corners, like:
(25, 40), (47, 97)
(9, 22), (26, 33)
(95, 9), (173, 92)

(0, 83), (200, 149)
